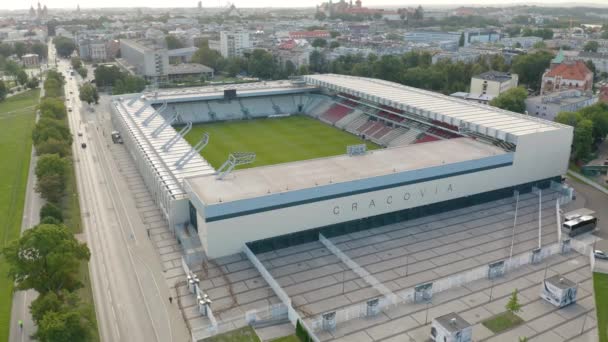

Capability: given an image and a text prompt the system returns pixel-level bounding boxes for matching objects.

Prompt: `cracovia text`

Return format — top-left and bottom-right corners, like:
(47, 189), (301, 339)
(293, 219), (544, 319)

(332, 184), (453, 215)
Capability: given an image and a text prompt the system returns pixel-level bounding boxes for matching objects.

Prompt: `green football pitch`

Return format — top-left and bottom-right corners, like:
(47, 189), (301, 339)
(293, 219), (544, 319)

(183, 115), (380, 169)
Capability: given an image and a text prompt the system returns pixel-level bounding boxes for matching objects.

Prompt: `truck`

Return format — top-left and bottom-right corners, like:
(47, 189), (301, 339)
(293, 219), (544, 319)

(111, 131), (123, 144)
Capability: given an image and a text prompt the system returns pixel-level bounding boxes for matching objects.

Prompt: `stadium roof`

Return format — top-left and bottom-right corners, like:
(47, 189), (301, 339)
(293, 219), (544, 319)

(186, 138), (510, 206)
(111, 96), (215, 199)
(143, 80), (318, 104)
(304, 74), (568, 144)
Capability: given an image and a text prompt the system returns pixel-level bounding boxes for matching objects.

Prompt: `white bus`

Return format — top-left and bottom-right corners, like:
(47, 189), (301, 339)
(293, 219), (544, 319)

(562, 215), (597, 237)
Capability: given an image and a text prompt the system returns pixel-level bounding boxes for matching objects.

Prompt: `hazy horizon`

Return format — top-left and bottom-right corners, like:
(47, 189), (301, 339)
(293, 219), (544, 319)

(2, 0), (608, 11)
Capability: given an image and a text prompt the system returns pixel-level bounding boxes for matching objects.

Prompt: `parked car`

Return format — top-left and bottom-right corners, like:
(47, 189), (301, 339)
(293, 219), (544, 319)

(595, 250), (608, 260)
(81, 143), (87, 149)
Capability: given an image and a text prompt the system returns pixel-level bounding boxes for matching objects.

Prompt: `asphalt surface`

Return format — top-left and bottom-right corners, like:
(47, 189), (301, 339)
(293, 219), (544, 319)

(58, 53), (189, 341)
(565, 174), (608, 239)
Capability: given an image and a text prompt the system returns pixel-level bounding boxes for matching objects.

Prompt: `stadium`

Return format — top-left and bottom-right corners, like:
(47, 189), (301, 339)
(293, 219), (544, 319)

(111, 73), (572, 259)
(110, 74), (583, 340)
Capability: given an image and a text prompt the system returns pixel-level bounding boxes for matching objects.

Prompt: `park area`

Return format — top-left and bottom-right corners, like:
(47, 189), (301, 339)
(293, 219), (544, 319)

(0, 90), (39, 341)
(183, 115), (380, 170)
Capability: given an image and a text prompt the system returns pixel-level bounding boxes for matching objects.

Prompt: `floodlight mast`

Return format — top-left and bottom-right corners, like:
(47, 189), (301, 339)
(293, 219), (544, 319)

(216, 152), (256, 180)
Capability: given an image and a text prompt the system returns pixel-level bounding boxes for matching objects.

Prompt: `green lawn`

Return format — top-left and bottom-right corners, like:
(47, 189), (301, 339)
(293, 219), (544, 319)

(183, 115), (380, 169)
(0, 90), (40, 342)
(594, 272), (608, 342)
(482, 311), (524, 334)
(203, 326), (261, 342)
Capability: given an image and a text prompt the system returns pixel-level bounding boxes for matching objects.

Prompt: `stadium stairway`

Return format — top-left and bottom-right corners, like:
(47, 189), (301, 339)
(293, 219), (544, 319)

(335, 110), (364, 129)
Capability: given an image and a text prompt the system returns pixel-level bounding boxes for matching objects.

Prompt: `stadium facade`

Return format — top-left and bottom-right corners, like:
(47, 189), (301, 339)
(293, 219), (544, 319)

(110, 74), (573, 258)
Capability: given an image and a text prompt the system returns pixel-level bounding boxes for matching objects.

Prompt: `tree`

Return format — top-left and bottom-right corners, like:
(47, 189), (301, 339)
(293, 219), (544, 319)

(14, 42), (27, 58)
(165, 35), (184, 50)
(53, 37), (76, 58)
(36, 154), (69, 181)
(39, 98), (67, 120)
(247, 49), (275, 79)
(191, 45), (224, 71)
(27, 77), (40, 89)
(573, 119), (594, 161)
(2, 224), (91, 294)
(70, 57), (82, 70)
(532, 41), (547, 49)
(505, 289), (522, 314)
(79, 83), (99, 105)
(583, 40), (599, 53)
(312, 38), (328, 48)
(329, 41), (340, 49)
(330, 31), (340, 38)
(314, 12), (326, 21)
(511, 51), (553, 91)
(40, 202), (63, 222)
(32, 291), (95, 342)
(77, 67), (88, 78)
(36, 138), (71, 157)
(489, 87), (528, 113)
(16, 69), (29, 85)
(36, 174), (64, 203)
(459, 32), (465, 47)
(0, 80), (6, 101)
(31, 42), (48, 59)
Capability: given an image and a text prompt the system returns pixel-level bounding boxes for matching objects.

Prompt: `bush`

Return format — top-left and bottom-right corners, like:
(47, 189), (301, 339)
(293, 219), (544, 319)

(40, 216), (62, 225)
(40, 203), (63, 222)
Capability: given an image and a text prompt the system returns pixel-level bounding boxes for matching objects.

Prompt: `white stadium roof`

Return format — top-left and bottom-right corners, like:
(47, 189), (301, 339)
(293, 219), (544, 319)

(304, 74), (568, 144)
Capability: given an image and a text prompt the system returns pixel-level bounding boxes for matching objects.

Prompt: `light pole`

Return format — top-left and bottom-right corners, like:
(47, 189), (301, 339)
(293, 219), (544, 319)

(509, 191), (519, 263)
(538, 189), (542, 249)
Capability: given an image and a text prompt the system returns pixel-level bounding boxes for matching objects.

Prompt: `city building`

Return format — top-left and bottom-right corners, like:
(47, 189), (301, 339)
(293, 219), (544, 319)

(500, 36), (543, 49)
(462, 28), (501, 46)
(119, 39), (169, 83)
(78, 38), (108, 61)
(220, 31), (251, 58)
(431, 51), (480, 64)
(540, 60), (593, 95)
(404, 30), (461, 44)
(111, 73), (572, 258)
(288, 30), (330, 40)
(21, 53), (39, 67)
(469, 71), (519, 101)
(571, 51), (608, 74)
(525, 89), (598, 121)
(167, 63), (214, 81)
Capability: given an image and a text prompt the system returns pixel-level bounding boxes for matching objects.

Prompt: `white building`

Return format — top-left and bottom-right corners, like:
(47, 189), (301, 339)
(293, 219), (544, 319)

(111, 74), (572, 258)
(220, 31), (251, 58)
(525, 89), (598, 121)
(469, 71), (519, 103)
(500, 36), (543, 49)
(119, 39), (169, 83)
(431, 313), (472, 342)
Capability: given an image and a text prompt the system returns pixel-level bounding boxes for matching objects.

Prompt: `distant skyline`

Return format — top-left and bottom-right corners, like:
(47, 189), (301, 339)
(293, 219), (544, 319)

(2, 0), (608, 11)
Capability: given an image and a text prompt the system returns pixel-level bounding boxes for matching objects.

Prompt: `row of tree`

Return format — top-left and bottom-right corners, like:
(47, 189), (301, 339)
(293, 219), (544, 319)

(93, 64), (146, 94)
(11, 67), (97, 341)
(70, 57), (88, 78)
(555, 102), (608, 162)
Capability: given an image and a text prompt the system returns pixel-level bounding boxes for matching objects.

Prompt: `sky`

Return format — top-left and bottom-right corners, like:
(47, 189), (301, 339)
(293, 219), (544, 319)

(3, 0), (608, 11)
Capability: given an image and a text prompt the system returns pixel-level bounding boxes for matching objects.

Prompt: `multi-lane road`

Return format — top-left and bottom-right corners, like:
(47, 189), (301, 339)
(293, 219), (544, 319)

(59, 54), (189, 341)
(8, 43), (189, 342)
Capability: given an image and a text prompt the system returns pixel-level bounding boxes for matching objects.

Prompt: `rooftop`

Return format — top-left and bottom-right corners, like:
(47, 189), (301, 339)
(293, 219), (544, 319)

(185, 138), (508, 205)
(545, 274), (577, 289)
(434, 312), (471, 332)
(544, 60), (592, 81)
(167, 63), (214, 75)
(473, 70), (515, 82)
